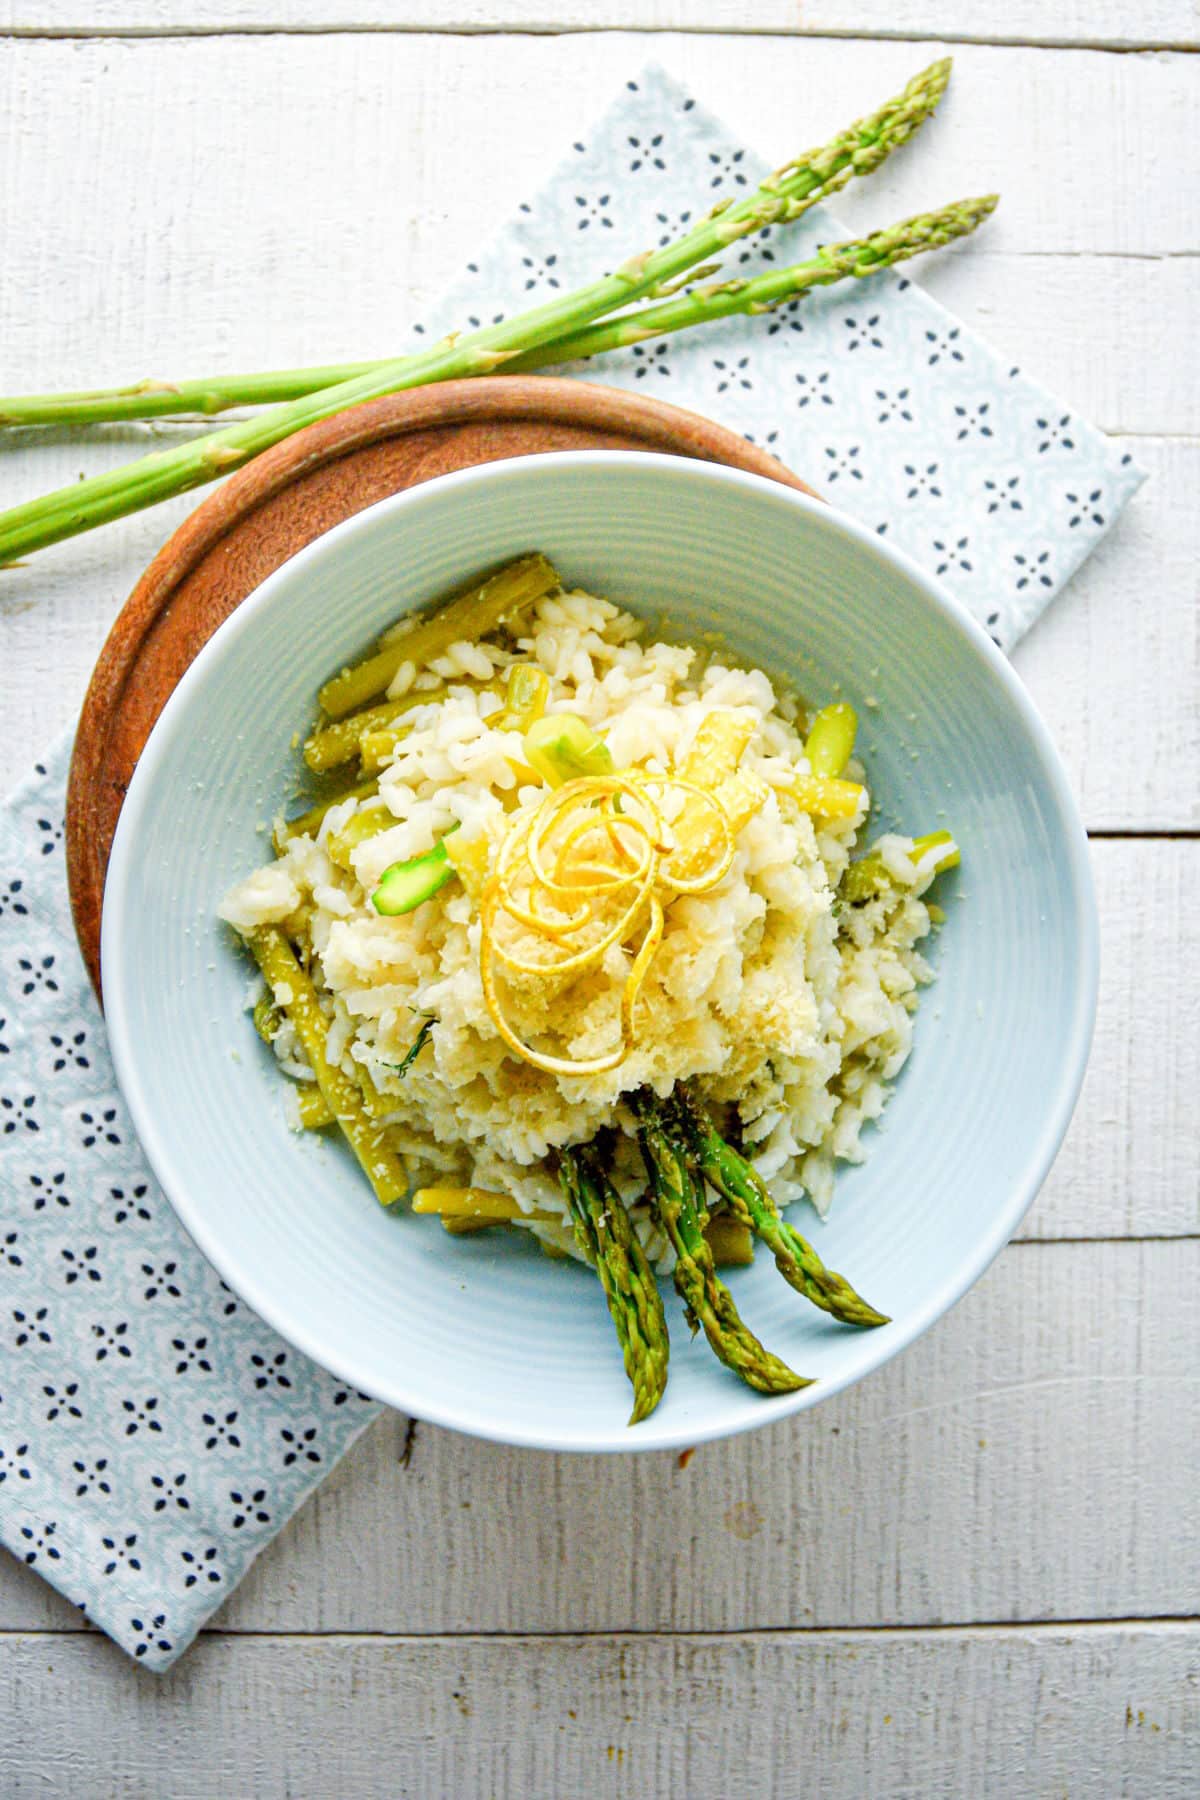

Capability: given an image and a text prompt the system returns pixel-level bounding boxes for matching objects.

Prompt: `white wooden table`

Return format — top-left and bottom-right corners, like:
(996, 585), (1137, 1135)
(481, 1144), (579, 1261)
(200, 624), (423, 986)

(1, 6), (1197, 1794)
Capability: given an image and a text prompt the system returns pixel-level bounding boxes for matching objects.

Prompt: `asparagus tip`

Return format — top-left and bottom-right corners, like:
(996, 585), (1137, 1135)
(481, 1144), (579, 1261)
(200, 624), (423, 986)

(919, 55), (953, 97)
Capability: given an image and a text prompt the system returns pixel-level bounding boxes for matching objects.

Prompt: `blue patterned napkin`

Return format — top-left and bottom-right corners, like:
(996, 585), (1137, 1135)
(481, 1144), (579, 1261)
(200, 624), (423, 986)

(0, 66), (1143, 1671)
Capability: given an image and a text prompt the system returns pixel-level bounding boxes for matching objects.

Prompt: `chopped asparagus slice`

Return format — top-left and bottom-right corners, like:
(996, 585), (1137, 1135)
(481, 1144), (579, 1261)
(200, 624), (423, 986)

(790, 775), (867, 820)
(804, 702), (858, 779)
(499, 665), (551, 730)
(524, 713), (614, 786)
(843, 829), (960, 906)
(274, 775), (380, 852)
(372, 835), (459, 916)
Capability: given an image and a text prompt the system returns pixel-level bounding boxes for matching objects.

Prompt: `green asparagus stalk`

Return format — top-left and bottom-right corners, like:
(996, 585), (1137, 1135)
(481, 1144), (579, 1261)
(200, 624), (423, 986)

(634, 1093), (811, 1395)
(0, 60), (951, 565)
(512, 196), (996, 372)
(0, 365), (387, 430)
(558, 1144), (670, 1424)
(0, 188), (992, 433)
(672, 1088), (889, 1329)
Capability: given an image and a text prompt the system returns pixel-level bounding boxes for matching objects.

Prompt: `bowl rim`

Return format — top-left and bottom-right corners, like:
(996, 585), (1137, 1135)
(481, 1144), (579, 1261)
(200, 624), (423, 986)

(101, 449), (1100, 1454)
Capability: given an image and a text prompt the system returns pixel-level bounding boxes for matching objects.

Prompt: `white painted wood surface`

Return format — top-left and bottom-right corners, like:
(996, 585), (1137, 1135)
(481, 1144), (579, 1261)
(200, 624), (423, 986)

(1, 1626), (1196, 1798)
(0, 11), (1196, 1795)
(0, 1), (1195, 53)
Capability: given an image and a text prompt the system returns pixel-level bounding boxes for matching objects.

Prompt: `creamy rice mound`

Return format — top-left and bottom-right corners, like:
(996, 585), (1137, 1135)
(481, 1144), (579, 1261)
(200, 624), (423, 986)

(220, 586), (940, 1266)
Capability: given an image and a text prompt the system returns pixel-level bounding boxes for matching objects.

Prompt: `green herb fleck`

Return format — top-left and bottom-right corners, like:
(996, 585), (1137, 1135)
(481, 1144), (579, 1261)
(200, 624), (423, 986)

(385, 1016), (435, 1079)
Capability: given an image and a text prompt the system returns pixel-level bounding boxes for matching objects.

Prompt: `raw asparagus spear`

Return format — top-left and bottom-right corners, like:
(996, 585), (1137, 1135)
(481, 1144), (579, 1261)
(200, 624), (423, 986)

(672, 1088), (889, 1329)
(0, 61), (952, 564)
(633, 1094), (811, 1395)
(513, 196), (997, 371)
(558, 1144), (670, 1425)
(0, 187), (993, 431)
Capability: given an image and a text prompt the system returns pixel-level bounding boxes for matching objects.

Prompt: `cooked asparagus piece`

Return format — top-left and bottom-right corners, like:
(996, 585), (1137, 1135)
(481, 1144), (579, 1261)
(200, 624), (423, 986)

(359, 727), (414, 777)
(634, 1094), (811, 1395)
(274, 775), (379, 852)
(524, 713), (614, 786)
(372, 836), (459, 915)
(304, 693), (438, 773)
(558, 1144), (670, 1424)
(412, 1187), (558, 1222)
(244, 926), (408, 1206)
(804, 702), (858, 778)
(842, 830), (961, 905)
(703, 1214), (756, 1266)
(498, 665), (550, 731)
(789, 775), (866, 820)
(319, 555), (559, 718)
(296, 1085), (335, 1130)
(354, 1061), (397, 1119)
(677, 710), (756, 786)
(673, 1088), (889, 1328)
(326, 800), (396, 872)
(253, 992), (281, 1045)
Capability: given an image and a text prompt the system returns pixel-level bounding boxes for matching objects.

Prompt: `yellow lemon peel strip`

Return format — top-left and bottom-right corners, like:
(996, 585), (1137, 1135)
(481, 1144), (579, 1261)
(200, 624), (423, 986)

(480, 763), (759, 1077)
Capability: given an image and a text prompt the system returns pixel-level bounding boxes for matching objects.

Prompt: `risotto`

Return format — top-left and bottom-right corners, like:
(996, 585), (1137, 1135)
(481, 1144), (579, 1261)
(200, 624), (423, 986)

(219, 553), (958, 1419)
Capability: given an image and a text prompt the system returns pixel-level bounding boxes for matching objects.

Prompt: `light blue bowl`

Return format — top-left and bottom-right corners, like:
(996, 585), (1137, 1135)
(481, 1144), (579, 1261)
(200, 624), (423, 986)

(102, 452), (1097, 1453)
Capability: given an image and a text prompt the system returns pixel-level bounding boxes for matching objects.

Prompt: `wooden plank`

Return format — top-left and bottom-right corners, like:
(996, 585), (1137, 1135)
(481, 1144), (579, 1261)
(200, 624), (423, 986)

(0, 2), (1195, 54)
(1026, 840), (1199, 1241)
(0, 38), (1194, 310)
(2, 1240), (1195, 1634)
(0, 1623), (1195, 1796)
(1012, 437), (1198, 834)
(0, 24), (1190, 1771)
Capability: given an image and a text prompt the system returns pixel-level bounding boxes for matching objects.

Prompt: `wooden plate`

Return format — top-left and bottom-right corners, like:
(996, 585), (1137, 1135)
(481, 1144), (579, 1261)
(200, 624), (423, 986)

(67, 375), (814, 999)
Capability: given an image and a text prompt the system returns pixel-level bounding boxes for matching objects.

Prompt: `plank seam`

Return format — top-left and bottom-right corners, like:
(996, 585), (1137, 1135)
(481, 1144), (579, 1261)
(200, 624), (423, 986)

(1011, 1235), (1200, 1245)
(0, 27), (1197, 52)
(1087, 831), (1200, 842)
(0, 1615), (1197, 1642)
